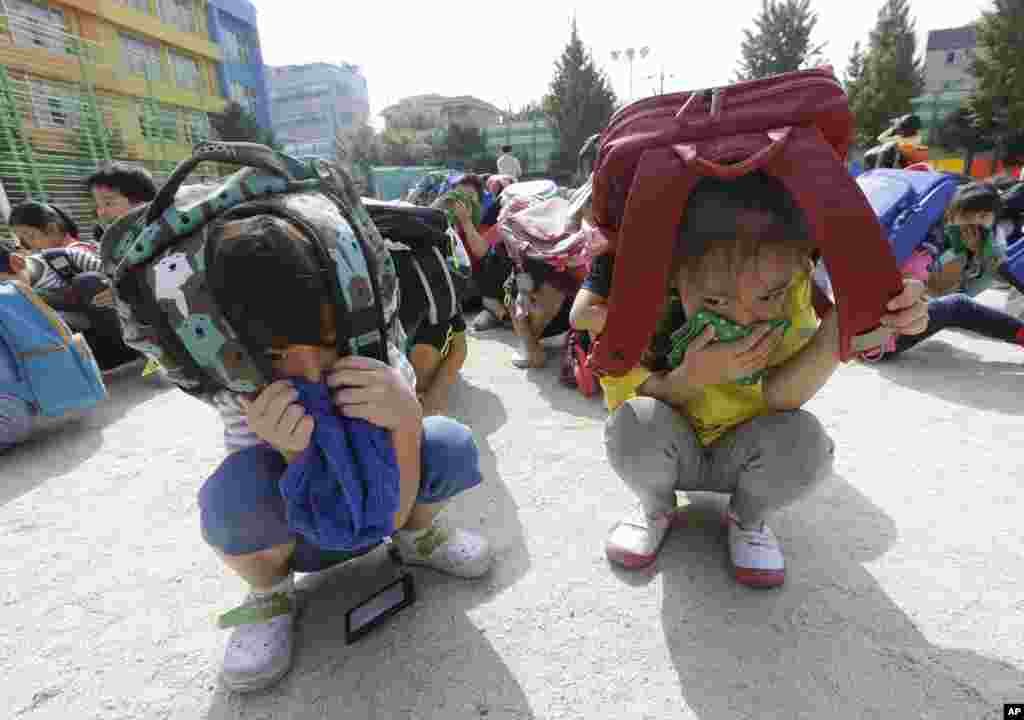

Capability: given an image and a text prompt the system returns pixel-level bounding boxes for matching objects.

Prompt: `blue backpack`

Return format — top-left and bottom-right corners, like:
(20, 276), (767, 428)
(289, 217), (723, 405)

(0, 281), (107, 417)
(856, 169), (960, 266)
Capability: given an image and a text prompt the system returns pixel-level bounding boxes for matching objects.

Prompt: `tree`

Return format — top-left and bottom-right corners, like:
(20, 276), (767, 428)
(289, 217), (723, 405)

(848, 0), (925, 148)
(509, 101), (545, 122)
(336, 123), (381, 193)
(735, 0), (826, 81)
(543, 18), (618, 177)
(441, 123), (488, 169)
(932, 105), (991, 172)
(969, 0), (1024, 171)
(209, 102), (280, 149)
(844, 41), (866, 109)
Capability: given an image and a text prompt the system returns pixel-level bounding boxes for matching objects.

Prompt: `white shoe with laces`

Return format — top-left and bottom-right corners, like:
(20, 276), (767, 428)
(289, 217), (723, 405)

(727, 512), (786, 588)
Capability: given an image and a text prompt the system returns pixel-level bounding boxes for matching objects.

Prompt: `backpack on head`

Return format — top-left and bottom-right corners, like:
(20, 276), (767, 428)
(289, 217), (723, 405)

(0, 280), (107, 417)
(100, 142), (400, 399)
(588, 67), (904, 376)
(362, 199), (466, 345)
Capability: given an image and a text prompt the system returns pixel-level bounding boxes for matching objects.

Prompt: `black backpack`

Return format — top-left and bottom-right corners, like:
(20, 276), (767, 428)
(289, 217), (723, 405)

(363, 200), (467, 342)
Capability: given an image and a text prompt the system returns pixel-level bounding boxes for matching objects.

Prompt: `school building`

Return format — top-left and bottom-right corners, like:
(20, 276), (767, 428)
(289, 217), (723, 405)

(0, 0), (269, 234)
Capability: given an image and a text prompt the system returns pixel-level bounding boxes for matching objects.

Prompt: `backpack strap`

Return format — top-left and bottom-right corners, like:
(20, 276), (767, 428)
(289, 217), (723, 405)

(766, 126), (904, 355)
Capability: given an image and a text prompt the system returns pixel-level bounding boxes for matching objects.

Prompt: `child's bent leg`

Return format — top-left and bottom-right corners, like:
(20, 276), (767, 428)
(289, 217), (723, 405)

(394, 416), (491, 577)
(198, 446), (340, 579)
(708, 410), (834, 525)
(604, 397), (704, 568)
(512, 282), (567, 368)
(708, 410), (834, 587)
(198, 446), (302, 693)
(605, 397), (700, 517)
(199, 446), (296, 590)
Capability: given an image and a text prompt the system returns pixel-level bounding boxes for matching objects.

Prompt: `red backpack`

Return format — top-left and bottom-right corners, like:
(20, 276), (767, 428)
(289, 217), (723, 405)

(589, 67), (903, 377)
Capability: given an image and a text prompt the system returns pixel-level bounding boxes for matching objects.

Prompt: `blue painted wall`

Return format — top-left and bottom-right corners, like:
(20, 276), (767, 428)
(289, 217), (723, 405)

(207, 0), (271, 129)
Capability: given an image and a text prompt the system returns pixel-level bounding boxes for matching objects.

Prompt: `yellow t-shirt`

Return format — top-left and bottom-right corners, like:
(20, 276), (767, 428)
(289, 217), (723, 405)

(600, 271), (820, 446)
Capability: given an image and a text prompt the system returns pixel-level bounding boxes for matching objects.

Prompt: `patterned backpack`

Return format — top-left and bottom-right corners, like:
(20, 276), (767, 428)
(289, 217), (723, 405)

(100, 142), (402, 399)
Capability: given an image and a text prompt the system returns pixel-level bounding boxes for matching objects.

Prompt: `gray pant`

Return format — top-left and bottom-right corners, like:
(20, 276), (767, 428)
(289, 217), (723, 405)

(605, 398), (834, 524)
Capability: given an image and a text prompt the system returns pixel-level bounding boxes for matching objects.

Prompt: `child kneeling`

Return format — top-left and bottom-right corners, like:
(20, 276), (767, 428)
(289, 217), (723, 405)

(196, 228), (492, 693)
(603, 173), (927, 587)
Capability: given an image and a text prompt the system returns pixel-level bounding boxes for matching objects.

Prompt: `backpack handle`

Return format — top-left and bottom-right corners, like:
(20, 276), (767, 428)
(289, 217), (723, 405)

(147, 142), (299, 224)
(675, 127), (792, 178)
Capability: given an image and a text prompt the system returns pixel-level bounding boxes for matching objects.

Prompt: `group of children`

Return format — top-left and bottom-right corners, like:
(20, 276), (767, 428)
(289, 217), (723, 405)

(3, 146), (1021, 695)
(0, 163), (156, 451)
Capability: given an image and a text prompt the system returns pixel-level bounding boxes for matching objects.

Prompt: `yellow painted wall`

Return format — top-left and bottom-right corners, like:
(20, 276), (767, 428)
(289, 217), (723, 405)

(2, 0), (226, 164)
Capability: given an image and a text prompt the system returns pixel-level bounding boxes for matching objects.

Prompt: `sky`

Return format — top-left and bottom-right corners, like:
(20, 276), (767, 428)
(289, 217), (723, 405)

(251, 0), (991, 129)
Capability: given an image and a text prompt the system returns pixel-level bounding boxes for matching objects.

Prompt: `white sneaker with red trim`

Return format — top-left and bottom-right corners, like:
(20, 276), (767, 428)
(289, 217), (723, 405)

(605, 511), (675, 569)
(727, 512), (786, 588)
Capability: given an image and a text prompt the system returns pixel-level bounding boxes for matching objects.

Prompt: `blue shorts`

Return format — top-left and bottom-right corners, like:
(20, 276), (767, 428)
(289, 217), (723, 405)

(198, 415), (483, 573)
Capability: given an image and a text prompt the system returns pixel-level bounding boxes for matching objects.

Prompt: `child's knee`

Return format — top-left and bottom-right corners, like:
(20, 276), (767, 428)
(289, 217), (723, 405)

(767, 410), (835, 482)
(198, 446), (293, 556)
(604, 397), (683, 466)
(418, 416), (482, 503)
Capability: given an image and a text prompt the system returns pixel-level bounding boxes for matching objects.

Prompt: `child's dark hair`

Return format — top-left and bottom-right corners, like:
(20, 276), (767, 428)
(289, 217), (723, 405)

(8, 201), (80, 239)
(85, 163), (157, 204)
(501, 145), (513, 154)
(946, 182), (1001, 223)
(672, 172), (814, 285)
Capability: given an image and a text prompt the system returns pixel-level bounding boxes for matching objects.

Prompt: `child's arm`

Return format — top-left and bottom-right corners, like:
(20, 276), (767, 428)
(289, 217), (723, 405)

(764, 279), (929, 410)
(569, 288), (608, 335)
(419, 330), (467, 417)
(762, 308), (841, 412)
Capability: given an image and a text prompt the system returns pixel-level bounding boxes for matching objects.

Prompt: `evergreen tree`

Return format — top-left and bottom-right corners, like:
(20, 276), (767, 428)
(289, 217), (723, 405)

(543, 18), (618, 176)
(209, 102), (280, 149)
(848, 0), (925, 147)
(736, 0), (826, 81)
(969, 0), (1024, 168)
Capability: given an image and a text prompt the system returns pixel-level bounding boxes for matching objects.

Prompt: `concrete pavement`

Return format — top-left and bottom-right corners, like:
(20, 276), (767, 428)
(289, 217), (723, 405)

(2, 290), (1022, 720)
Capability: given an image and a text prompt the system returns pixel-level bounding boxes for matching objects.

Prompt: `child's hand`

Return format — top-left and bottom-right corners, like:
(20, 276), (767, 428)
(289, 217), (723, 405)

(240, 381), (314, 456)
(881, 278), (929, 336)
(327, 355), (422, 431)
(451, 200), (473, 229)
(672, 322), (785, 388)
(91, 288), (115, 308)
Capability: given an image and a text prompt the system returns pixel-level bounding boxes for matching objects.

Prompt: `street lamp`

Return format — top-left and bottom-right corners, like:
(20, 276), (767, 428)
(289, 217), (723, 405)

(647, 67), (676, 96)
(610, 46), (649, 101)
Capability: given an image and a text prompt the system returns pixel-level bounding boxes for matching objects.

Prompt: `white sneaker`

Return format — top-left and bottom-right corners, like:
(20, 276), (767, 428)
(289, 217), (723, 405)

(394, 525), (493, 578)
(727, 512), (786, 588)
(217, 578), (297, 693)
(605, 511), (675, 569)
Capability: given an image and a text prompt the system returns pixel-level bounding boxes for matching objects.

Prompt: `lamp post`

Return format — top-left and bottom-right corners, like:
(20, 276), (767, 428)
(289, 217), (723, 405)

(647, 67), (676, 96)
(610, 46), (649, 101)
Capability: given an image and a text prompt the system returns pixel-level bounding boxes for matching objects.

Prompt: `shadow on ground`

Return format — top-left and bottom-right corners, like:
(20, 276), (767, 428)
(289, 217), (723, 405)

(860, 336), (1023, 415)
(647, 476), (1021, 719)
(205, 377), (537, 719)
(0, 368), (173, 506)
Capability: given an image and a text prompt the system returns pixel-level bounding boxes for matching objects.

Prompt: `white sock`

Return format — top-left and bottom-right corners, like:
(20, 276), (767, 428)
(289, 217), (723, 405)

(252, 574), (294, 599)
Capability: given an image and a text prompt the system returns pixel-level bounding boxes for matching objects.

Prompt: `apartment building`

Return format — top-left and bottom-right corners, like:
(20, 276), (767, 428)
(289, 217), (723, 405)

(268, 62), (369, 162)
(0, 0), (235, 168)
(207, 0), (268, 128)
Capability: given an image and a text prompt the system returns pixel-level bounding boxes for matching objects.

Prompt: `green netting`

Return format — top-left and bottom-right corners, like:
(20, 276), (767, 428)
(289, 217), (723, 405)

(370, 165), (444, 202)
